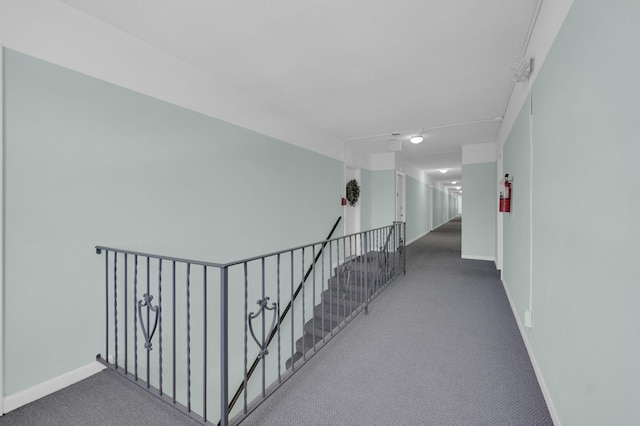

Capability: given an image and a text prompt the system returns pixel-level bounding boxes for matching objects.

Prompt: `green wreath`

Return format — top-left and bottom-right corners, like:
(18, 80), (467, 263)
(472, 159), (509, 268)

(346, 179), (360, 207)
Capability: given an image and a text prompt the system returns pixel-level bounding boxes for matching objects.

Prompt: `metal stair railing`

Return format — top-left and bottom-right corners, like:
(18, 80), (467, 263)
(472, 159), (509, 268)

(225, 216), (342, 418)
(95, 220), (405, 426)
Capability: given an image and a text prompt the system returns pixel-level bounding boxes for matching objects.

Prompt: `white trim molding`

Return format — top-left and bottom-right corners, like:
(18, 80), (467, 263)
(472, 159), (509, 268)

(501, 279), (562, 426)
(461, 254), (496, 265)
(406, 230), (430, 246)
(3, 362), (105, 414)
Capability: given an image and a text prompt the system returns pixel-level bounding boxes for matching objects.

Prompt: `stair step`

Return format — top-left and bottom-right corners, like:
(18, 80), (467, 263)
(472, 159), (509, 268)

(327, 277), (369, 293)
(314, 305), (347, 324)
(333, 251), (396, 272)
(318, 300), (360, 323)
(304, 312), (339, 333)
(284, 250), (401, 372)
(303, 318), (333, 339)
(322, 291), (363, 311)
(295, 333), (323, 353)
(327, 281), (370, 299)
(285, 352), (303, 370)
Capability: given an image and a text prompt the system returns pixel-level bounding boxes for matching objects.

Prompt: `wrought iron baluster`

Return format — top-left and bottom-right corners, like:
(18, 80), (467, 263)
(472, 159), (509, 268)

(364, 232), (369, 314)
(329, 241), (333, 335)
(172, 261), (176, 403)
(312, 245), (316, 352)
(134, 255), (138, 380)
(114, 253), (118, 369)
(247, 297), (278, 363)
(276, 254), (281, 383)
(105, 250), (109, 364)
(203, 265), (207, 422)
(158, 259), (163, 395)
(336, 237), (349, 321)
(186, 263), (191, 412)
(243, 262), (248, 414)
(261, 258), (267, 396)
(321, 243), (325, 342)
(290, 250), (294, 371)
(124, 254), (128, 374)
(137, 293), (160, 352)
(301, 247), (305, 362)
(220, 266), (230, 426)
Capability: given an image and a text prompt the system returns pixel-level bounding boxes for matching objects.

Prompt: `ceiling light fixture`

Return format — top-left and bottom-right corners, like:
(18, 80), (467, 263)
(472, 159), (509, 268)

(409, 135), (424, 144)
(439, 169), (448, 174)
(451, 181), (457, 184)
(456, 186), (461, 189)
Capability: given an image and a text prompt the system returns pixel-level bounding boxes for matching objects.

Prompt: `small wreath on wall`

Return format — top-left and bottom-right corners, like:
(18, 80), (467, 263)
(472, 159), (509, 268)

(346, 179), (360, 207)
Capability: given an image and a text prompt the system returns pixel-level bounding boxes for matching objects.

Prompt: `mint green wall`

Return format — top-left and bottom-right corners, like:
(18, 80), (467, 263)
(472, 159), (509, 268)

(405, 176), (429, 242)
(432, 188), (446, 228)
(360, 168), (372, 231)
(3, 49), (342, 395)
(461, 162), (496, 259)
(503, 97), (532, 324)
(370, 170), (395, 229)
(502, 1), (640, 424)
(448, 194), (457, 220)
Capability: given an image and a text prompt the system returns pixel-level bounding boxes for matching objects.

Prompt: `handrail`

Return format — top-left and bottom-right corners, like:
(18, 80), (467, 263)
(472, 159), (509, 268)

(226, 216), (342, 415)
(95, 219), (395, 270)
(95, 245), (227, 268)
(96, 220), (405, 426)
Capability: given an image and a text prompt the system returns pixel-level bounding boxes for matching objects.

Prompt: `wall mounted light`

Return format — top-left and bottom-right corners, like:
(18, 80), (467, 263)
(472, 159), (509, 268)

(451, 181), (457, 184)
(439, 169), (448, 174)
(409, 135), (424, 144)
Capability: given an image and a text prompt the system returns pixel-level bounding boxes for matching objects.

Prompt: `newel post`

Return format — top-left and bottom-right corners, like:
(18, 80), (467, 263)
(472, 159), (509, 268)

(220, 266), (229, 426)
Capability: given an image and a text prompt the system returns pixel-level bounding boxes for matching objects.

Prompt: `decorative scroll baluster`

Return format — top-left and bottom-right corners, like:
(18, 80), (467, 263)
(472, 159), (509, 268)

(248, 297), (278, 360)
(93, 216), (414, 426)
(137, 293), (160, 351)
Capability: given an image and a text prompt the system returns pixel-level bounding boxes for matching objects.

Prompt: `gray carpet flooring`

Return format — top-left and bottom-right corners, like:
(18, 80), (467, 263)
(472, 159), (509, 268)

(240, 217), (552, 425)
(0, 369), (202, 426)
(0, 217), (552, 425)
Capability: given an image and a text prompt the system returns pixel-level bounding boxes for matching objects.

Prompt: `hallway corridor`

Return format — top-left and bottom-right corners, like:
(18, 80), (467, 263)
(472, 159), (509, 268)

(241, 217), (552, 425)
(0, 218), (552, 426)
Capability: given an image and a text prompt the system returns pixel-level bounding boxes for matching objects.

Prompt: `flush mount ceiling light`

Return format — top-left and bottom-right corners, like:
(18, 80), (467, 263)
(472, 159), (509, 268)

(409, 135), (424, 144)
(456, 186), (461, 190)
(439, 169), (448, 174)
(451, 181), (457, 184)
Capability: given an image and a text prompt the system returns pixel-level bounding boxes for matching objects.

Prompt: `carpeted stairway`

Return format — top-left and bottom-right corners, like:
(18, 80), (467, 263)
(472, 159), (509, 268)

(286, 249), (400, 369)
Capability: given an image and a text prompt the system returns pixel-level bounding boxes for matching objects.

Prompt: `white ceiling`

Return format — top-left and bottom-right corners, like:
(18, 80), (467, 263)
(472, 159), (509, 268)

(60, 0), (541, 190)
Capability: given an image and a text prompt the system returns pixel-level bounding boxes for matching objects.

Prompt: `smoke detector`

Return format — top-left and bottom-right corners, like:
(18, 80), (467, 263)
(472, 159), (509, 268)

(512, 58), (533, 82)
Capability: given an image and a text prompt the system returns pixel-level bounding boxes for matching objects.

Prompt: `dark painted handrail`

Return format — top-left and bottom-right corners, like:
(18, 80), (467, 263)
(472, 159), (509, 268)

(225, 216), (342, 417)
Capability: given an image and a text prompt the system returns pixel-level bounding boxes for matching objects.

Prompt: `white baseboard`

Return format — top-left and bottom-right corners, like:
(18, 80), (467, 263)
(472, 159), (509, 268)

(2, 362), (106, 414)
(501, 279), (562, 426)
(461, 254), (496, 264)
(406, 229), (430, 245)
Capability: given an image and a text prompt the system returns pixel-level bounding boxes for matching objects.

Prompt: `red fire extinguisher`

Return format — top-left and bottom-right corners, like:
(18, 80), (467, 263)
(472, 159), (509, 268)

(499, 174), (512, 213)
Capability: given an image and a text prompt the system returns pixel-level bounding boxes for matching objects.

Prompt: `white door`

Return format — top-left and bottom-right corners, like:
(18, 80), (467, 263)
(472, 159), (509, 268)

(428, 186), (433, 230)
(395, 172), (406, 222)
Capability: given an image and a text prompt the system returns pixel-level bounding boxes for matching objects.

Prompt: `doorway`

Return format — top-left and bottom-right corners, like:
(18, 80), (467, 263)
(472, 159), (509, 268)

(395, 172), (406, 222)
